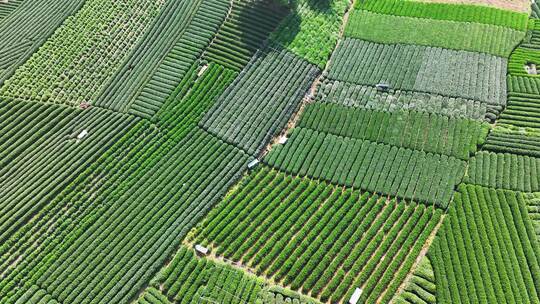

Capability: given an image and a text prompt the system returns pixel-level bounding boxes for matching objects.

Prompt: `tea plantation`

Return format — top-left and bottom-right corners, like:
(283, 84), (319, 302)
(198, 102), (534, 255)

(0, 0), (538, 303)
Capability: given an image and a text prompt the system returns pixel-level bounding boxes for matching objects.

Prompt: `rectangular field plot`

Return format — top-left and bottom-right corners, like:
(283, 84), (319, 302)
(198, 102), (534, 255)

(345, 10), (524, 57)
(201, 47), (319, 155)
(429, 185), (540, 304)
(264, 128), (465, 207)
(193, 167), (442, 303)
(298, 102), (489, 160)
(328, 38), (507, 106)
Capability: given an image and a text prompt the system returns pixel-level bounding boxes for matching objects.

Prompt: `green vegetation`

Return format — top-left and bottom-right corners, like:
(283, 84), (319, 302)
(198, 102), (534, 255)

(328, 38), (508, 106)
(0, 0), (86, 83)
(265, 128), (465, 207)
(345, 10), (524, 57)
(271, 0), (349, 68)
(0, 0), (164, 106)
(194, 167), (441, 303)
(203, 0), (289, 71)
(523, 193), (540, 242)
(465, 152), (540, 192)
(429, 184), (540, 304)
(201, 47), (319, 155)
(393, 256), (436, 304)
(299, 102), (489, 160)
(316, 80), (489, 120)
(357, 0), (528, 30)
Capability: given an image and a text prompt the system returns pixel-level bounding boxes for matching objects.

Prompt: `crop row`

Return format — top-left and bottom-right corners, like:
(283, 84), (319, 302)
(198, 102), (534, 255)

(484, 126), (540, 157)
(502, 79), (540, 130)
(429, 184), (540, 304)
(270, 0), (349, 68)
(509, 48), (540, 76)
(523, 193), (540, 242)
(356, 0), (528, 30)
(136, 288), (171, 304)
(345, 10), (524, 58)
(264, 128), (465, 208)
(315, 79), (489, 121)
(465, 151), (540, 193)
(521, 18), (540, 50)
(202, 0), (289, 71)
(298, 102), (489, 160)
(195, 167), (441, 303)
(153, 245), (263, 303)
(0, 99), (139, 244)
(0, 0), (164, 107)
(201, 47), (319, 155)
(0, 0), (85, 83)
(328, 38), (507, 106)
(0, 0), (23, 21)
(393, 256), (436, 304)
(95, 0), (208, 114)
(11, 284), (59, 304)
(0, 65), (248, 303)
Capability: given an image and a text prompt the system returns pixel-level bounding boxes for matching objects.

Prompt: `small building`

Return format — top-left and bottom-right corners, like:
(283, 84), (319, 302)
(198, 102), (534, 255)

(77, 130), (89, 140)
(247, 159), (259, 170)
(349, 288), (362, 304)
(194, 244), (209, 256)
(376, 83), (391, 92)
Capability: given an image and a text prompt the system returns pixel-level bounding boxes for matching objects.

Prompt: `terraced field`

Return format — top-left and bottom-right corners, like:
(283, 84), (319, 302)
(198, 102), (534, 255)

(0, 0), (539, 303)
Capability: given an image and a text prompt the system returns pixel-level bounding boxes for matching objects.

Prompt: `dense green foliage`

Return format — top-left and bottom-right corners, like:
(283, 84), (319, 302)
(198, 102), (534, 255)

(0, 0), (85, 83)
(201, 47), (319, 155)
(270, 0), (349, 68)
(345, 10), (525, 57)
(393, 256), (436, 304)
(0, 0), (164, 106)
(485, 126), (540, 157)
(299, 102), (489, 160)
(0, 65), (252, 303)
(265, 127), (465, 208)
(95, 0), (211, 116)
(465, 152), (540, 192)
(429, 184), (540, 304)
(0, 99), (139, 243)
(328, 38), (508, 106)
(523, 193), (540, 242)
(195, 167), (441, 303)
(316, 79), (489, 120)
(357, 0), (528, 30)
(203, 0), (289, 71)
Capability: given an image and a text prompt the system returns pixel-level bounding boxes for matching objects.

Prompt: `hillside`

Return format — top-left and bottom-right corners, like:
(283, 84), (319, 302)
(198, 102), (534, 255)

(0, 0), (538, 303)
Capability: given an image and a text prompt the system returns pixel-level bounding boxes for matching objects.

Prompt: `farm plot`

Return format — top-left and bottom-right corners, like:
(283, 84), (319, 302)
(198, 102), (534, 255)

(356, 0), (528, 30)
(0, 99), (139, 244)
(136, 288), (171, 304)
(193, 167), (442, 303)
(429, 184), (540, 304)
(0, 0), (85, 83)
(298, 102), (489, 160)
(0, 0), (24, 21)
(0, 0), (164, 107)
(201, 47), (319, 155)
(315, 80), (489, 121)
(523, 193), (540, 242)
(484, 126), (540, 157)
(0, 65), (248, 304)
(264, 128), (465, 208)
(270, 0), (349, 68)
(202, 0), (289, 71)
(344, 10), (524, 57)
(509, 48), (540, 76)
(465, 152), (540, 193)
(502, 76), (540, 129)
(0, 127), (250, 304)
(522, 19), (540, 50)
(94, 0), (206, 113)
(393, 256), (436, 304)
(141, 245), (321, 304)
(328, 38), (508, 106)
